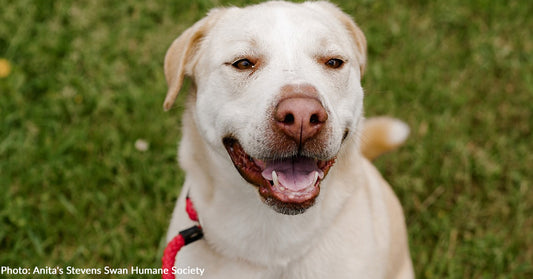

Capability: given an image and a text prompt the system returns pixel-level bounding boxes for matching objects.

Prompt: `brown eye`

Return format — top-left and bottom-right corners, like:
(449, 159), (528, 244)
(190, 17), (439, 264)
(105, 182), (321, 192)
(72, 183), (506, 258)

(325, 58), (344, 69)
(232, 59), (255, 70)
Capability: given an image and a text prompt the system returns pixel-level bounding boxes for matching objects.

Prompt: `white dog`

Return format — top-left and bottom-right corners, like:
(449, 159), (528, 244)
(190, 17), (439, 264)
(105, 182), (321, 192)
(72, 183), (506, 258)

(163, 1), (414, 278)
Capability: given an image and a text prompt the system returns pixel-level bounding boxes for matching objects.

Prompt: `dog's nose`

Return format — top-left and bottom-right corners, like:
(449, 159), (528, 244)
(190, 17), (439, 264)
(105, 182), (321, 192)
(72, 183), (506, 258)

(274, 97), (328, 144)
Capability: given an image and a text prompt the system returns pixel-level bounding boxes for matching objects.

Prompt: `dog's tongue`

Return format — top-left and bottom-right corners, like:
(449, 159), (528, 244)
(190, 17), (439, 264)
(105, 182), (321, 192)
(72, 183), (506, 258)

(261, 157), (323, 191)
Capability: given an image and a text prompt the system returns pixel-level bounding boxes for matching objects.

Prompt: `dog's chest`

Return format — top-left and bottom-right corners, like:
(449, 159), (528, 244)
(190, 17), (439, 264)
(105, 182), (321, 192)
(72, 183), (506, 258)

(173, 195), (386, 279)
(175, 246), (383, 279)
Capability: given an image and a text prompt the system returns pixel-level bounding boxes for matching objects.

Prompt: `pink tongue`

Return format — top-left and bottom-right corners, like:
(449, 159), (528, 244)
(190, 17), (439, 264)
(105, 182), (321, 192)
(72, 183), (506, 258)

(261, 157), (322, 191)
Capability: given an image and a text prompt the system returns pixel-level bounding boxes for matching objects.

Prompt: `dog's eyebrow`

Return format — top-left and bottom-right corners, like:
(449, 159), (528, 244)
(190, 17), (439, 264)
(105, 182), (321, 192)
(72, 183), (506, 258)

(221, 40), (264, 63)
(314, 38), (347, 55)
(315, 48), (348, 61)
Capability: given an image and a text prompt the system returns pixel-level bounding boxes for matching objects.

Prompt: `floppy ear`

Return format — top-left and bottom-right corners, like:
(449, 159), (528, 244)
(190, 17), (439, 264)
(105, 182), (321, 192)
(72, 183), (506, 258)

(163, 9), (225, 111)
(307, 2), (367, 77)
(338, 13), (367, 77)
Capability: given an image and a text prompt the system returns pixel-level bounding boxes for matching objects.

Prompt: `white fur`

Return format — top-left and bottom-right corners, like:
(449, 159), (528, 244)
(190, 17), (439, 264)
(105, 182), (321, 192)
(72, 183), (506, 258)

(387, 119), (411, 145)
(164, 2), (414, 278)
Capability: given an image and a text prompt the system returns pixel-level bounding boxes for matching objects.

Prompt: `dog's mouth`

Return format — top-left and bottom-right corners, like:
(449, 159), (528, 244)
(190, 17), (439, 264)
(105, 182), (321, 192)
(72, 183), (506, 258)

(223, 137), (335, 215)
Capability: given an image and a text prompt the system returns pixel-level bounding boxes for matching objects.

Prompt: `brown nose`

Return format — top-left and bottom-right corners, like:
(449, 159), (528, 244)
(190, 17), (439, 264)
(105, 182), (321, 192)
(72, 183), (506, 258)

(274, 97), (328, 145)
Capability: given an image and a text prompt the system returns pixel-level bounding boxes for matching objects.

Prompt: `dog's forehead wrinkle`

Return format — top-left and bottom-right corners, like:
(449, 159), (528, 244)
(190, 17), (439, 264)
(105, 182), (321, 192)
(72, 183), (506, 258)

(214, 3), (347, 55)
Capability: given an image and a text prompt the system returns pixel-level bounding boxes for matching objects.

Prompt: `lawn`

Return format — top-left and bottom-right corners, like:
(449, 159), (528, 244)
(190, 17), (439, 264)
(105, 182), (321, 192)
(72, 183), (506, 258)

(1, 0), (531, 278)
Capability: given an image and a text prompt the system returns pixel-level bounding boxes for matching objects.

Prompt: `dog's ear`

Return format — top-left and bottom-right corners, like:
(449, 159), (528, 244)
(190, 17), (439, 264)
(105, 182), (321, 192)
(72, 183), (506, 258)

(306, 2), (367, 77)
(163, 9), (225, 111)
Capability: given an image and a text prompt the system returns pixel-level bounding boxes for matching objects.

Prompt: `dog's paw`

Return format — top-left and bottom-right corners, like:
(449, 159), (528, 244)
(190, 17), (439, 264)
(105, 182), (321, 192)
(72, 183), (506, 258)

(360, 117), (410, 160)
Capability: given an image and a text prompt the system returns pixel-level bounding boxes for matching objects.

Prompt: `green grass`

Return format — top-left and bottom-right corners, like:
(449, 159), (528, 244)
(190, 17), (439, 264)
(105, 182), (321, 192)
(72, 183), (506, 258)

(1, 0), (531, 278)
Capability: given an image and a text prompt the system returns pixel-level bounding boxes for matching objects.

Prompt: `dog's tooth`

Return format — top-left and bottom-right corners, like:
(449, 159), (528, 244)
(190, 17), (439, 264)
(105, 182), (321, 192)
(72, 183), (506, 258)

(272, 171), (279, 187)
(313, 171), (319, 184)
(272, 171), (286, 190)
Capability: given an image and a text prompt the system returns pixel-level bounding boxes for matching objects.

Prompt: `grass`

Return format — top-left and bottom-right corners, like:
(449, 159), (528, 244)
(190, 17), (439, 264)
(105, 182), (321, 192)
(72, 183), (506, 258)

(1, 0), (531, 278)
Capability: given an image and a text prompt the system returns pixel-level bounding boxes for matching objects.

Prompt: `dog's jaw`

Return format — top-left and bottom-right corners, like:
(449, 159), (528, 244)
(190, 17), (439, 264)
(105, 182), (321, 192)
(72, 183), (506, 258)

(223, 137), (335, 215)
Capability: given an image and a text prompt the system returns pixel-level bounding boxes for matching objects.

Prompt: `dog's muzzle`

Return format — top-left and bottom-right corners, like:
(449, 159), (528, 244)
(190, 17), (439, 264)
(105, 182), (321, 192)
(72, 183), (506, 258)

(223, 91), (338, 215)
(223, 138), (335, 215)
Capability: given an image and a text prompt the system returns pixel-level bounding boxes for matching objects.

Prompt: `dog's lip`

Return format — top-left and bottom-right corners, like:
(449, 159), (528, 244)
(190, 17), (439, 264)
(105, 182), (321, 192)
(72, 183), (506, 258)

(222, 137), (336, 207)
(259, 175), (321, 203)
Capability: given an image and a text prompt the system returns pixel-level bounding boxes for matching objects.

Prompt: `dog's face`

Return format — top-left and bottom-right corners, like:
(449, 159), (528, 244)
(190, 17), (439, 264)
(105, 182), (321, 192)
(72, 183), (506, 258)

(164, 1), (366, 215)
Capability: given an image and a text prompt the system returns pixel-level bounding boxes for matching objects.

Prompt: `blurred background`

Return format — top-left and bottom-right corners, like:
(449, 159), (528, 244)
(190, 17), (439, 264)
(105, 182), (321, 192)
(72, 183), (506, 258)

(1, 0), (531, 278)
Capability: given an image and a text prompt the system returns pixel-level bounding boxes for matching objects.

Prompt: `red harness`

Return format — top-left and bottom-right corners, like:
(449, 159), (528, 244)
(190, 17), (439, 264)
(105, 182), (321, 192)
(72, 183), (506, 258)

(162, 197), (203, 279)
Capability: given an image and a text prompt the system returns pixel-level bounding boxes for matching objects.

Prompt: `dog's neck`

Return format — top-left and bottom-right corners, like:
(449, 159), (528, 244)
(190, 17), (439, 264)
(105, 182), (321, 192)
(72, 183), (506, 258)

(176, 103), (365, 267)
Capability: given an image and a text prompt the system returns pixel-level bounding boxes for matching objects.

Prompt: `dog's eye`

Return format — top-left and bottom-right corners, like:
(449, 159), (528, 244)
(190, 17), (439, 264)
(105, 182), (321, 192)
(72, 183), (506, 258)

(232, 59), (255, 70)
(325, 58), (344, 69)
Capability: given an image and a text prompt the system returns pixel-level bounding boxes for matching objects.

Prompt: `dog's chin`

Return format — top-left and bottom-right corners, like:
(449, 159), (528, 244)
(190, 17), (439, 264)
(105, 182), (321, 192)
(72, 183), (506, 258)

(223, 137), (336, 215)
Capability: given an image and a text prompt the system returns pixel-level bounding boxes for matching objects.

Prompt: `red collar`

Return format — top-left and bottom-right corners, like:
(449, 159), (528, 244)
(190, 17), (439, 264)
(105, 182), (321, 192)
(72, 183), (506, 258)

(162, 197), (203, 279)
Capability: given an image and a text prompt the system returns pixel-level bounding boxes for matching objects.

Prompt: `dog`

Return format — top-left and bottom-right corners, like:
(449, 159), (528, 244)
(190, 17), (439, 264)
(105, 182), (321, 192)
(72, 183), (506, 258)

(163, 1), (414, 278)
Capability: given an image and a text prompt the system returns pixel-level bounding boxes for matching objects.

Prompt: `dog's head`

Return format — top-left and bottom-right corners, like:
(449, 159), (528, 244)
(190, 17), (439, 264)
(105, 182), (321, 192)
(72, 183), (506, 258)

(164, 1), (366, 215)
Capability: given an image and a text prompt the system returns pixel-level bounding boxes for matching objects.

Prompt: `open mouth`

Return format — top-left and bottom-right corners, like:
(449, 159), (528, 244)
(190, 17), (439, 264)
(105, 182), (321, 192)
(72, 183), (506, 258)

(223, 137), (335, 215)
